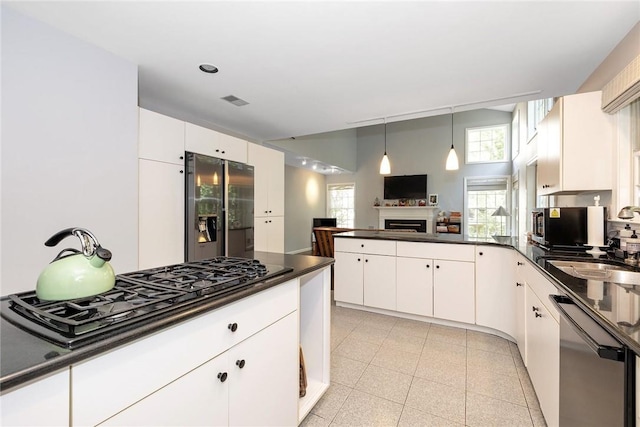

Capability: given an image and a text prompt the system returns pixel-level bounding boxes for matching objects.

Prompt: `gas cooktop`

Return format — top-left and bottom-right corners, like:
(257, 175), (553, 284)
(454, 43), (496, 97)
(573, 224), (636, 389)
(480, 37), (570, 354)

(1, 257), (292, 349)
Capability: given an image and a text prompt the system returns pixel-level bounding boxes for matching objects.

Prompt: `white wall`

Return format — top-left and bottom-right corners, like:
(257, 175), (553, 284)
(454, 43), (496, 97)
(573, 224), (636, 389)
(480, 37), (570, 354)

(284, 166), (326, 253)
(1, 8), (139, 294)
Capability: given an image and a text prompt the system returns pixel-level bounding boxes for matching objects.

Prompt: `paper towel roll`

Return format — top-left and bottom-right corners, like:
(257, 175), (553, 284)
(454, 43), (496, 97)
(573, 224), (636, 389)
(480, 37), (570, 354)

(587, 206), (605, 246)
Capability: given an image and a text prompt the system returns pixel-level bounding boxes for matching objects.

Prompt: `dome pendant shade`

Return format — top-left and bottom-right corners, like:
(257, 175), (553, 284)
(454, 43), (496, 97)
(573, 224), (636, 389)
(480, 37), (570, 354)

(380, 153), (391, 175)
(445, 145), (459, 170)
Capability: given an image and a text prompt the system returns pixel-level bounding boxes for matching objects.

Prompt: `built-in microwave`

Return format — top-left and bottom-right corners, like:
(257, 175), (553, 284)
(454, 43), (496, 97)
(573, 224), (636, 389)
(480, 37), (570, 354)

(531, 207), (592, 249)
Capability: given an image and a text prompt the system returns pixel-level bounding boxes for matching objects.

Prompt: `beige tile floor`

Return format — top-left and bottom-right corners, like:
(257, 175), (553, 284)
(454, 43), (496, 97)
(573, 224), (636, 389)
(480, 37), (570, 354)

(301, 304), (547, 427)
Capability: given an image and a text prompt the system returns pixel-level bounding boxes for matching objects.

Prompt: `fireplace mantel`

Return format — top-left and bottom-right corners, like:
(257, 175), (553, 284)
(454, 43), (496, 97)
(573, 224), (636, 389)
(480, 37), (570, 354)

(375, 206), (440, 233)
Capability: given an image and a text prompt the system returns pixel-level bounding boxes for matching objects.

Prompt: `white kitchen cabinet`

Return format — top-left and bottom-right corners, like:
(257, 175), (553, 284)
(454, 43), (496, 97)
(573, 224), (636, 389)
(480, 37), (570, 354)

(185, 122), (248, 163)
(100, 353), (230, 426)
(433, 259), (475, 324)
(138, 159), (185, 269)
(537, 91), (614, 195)
(72, 280), (297, 426)
(0, 369), (69, 427)
(102, 312), (298, 427)
(138, 108), (185, 165)
(254, 215), (284, 253)
(334, 238), (397, 310)
(249, 143), (284, 253)
(396, 257), (434, 317)
(514, 254), (527, 364)
(525, 285), (559, 427)
(228, 312), (298, 426)
(248, 143), (285, 218)
(475, 246), (516, 339)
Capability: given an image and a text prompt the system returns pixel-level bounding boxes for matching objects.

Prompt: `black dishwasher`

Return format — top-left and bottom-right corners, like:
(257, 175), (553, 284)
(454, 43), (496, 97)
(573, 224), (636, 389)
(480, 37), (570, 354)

(550, 295), (634, 427)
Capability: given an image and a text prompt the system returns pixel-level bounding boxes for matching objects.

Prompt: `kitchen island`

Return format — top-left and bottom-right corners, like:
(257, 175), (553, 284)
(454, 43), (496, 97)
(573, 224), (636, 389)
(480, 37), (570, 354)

(0, 252), (333, 426)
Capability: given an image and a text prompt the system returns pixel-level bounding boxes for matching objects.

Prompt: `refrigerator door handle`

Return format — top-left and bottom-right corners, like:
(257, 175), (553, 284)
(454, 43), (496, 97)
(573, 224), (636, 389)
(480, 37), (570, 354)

(550, 295), (625, 362)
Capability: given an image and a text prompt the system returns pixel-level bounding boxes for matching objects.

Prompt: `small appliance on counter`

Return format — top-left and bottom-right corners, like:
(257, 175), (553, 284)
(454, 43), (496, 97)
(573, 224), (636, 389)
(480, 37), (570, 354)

(36, 228), (115, 301)
(532, 207), (591, 249)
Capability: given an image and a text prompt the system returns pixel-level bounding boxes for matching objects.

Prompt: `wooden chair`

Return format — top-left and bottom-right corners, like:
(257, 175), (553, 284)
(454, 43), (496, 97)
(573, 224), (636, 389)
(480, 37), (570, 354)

(313, 227), (353, 258)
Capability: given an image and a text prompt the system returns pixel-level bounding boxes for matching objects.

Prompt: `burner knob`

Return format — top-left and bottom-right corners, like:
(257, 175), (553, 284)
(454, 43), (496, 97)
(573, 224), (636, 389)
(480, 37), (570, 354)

(217, 372), (227, 382)
(236, 359), (246, 369)
(228, 322), (238, 332)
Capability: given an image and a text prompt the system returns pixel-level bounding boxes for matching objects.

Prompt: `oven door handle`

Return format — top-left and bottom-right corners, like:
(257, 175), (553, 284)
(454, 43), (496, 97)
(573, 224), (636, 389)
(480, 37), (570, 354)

(550, 295), (625, 362)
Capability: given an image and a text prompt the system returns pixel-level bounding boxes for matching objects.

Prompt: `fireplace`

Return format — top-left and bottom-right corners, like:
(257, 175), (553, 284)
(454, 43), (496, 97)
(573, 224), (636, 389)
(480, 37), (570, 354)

(385, 219), (427, 232)
(376, 206), (439, 233)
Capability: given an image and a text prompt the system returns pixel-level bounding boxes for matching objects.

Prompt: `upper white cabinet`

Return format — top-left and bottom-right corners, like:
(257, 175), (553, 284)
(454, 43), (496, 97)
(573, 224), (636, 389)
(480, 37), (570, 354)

(537, 91), (614, 195)
(248, 143), (285, 217)
(185, 122), (248, 163)
(249, 143), (284, 253)
(139, 108), (186, 165)
(475, 246), (516, 339)
(138, 159), (185, 269)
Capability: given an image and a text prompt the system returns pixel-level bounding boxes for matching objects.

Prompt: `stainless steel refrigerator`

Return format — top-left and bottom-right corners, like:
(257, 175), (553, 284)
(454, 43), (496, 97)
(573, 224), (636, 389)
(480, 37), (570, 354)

(185, 152), (255, 260)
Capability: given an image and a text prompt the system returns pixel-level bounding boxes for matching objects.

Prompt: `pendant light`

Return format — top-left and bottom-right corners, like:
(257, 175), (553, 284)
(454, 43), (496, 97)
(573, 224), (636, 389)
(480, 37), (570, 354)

(379, 119), (391, 175)
(445, 109), (459, 171)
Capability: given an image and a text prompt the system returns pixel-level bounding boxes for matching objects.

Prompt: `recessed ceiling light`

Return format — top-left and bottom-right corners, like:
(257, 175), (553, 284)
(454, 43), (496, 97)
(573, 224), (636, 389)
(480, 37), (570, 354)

(301, 159), (307, 166)
(198, 64), (218, 74)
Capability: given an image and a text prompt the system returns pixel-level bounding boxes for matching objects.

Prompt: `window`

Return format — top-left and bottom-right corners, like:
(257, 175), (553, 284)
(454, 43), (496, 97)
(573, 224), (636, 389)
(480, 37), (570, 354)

(465, 125), (509, 164)
(327, 183), (355, 228)
(527, 98), (554, 140)
(464, 176), (510, 238)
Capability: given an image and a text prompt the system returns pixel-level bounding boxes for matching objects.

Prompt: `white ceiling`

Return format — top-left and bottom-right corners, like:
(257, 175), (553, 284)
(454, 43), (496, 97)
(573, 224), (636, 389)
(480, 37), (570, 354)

(4, 1), (639, 143)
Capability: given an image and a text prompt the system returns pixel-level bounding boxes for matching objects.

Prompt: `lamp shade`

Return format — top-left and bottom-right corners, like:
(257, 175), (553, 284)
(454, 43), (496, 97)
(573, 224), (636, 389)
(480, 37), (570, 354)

(491, 206), (510, 217)
(445, 146), (459, 170)
(379, 153), (391, 175)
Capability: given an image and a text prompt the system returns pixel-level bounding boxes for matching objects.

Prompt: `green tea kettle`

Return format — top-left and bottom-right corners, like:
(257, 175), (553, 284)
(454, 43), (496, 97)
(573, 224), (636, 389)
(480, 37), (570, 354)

(36, 228), (116, 301)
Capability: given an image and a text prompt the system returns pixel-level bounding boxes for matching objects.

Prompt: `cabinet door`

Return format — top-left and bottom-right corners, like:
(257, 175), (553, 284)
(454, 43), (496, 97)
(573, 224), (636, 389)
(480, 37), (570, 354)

(525, 285), (559, 427)
(515, 255), (527, 364)
(433, 260), (475, 324)
(139, 159), (185, 269)
(537, 101), (561, 195)
(248, 144), (284, 217)
(228, 312), (298, 426)
(100, 353), (229, 426)
(185, 123), (247, 162)
(253, 216), (284, 253)
(363, 254), (396, 311)
(1, 369), (69, 427)
(334, 251), (364, 305)
(138, 108), (185, 165)
(396, 257), (433, 316)
(475, 246), (516, 338)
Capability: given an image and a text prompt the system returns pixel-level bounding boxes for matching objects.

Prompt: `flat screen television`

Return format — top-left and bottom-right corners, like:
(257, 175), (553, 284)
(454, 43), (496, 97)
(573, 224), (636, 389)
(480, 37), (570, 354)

(384, 174), (427, 200)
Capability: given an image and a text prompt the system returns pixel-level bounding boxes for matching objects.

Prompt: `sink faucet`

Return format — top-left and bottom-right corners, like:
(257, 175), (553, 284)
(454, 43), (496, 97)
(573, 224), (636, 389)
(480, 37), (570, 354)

(617, 206), (640, 220)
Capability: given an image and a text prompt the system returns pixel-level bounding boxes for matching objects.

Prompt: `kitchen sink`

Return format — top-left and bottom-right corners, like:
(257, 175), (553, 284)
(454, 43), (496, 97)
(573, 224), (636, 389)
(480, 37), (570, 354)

(547, 260), (640, 285)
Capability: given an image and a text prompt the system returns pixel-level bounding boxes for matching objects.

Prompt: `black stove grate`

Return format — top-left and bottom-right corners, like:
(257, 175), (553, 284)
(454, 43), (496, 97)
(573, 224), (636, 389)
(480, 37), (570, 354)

(1, 257), (292, 348)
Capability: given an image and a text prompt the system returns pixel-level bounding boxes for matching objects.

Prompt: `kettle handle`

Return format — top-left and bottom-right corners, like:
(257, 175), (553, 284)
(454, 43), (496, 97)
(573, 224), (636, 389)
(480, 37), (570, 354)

(44, 228), (101, 257)
(51, 248), (82, 263)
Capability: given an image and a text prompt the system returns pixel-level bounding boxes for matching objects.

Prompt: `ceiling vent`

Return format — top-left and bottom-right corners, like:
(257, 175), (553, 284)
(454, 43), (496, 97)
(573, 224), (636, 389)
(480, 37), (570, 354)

(221, 95), (249, 107)
(602, 55), (640, 114)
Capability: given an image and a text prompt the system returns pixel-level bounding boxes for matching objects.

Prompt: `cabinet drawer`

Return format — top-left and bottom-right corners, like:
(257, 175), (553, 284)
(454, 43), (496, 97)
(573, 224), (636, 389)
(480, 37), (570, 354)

(72, 280), (297, 426)
(397, 242), (475, 261)
(334, 238), (396, 256)
(524, 262), (560, 322)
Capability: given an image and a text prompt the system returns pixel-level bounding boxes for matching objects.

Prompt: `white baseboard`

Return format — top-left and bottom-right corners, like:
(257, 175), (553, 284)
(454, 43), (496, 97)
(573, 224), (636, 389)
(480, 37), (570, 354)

(286, 246), (312, 255)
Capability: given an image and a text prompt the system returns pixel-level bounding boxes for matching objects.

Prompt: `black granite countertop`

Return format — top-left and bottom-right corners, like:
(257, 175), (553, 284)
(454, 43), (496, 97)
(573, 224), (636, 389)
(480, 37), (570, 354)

(0, 252), (333, 393)
(335, 231), (640, 354)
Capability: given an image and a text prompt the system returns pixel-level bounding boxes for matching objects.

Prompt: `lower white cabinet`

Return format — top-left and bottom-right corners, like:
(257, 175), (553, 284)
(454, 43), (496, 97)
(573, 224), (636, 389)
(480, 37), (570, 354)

(433, 259), (475, 324)
(72, 280), (298, 426)
(475, 246), (516, 338)
(514, 254), (527, 364)
(334, 238), (397, 310)
(525, 285), (559, 427)
(396, 257), (434, 316)
(254, 215), (284, 253)
(0, 370), (69, 427)
(138, 159), (185, 269)
(101, 313), (298, 427)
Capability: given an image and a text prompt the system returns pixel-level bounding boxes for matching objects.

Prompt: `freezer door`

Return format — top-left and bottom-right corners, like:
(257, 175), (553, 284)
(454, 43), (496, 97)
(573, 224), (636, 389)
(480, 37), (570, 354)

(186, 152), (224, 261)
(226, 161), (254, 258)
